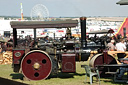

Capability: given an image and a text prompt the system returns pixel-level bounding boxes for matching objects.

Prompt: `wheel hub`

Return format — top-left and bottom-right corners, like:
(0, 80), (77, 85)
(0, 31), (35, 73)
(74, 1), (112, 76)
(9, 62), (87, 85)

(33, 62), (40, 70)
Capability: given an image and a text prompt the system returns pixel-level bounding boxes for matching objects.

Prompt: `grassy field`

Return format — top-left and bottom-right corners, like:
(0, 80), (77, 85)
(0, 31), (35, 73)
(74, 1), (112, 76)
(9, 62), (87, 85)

(0, 62), (127, 85)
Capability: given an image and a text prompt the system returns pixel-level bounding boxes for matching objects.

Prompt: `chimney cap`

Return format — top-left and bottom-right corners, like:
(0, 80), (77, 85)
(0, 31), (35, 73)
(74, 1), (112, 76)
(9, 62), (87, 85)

(80, 17), (87, 20)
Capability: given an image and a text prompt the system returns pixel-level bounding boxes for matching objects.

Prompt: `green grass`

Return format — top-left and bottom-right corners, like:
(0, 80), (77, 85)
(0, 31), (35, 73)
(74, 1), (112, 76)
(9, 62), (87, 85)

(0, 62), (127, 85)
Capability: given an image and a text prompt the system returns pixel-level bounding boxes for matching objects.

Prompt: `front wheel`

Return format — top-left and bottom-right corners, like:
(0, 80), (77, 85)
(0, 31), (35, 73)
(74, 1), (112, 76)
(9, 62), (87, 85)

(21, 50), (52, 80)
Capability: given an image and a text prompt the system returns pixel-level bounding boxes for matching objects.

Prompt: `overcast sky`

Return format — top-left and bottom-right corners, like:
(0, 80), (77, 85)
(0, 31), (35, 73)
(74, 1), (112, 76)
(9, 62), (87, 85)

(0, 0), (127, 17)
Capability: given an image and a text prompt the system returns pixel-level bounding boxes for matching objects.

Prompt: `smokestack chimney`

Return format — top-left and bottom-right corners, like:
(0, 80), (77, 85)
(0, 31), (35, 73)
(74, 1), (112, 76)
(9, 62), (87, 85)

(80, 17), (87, 48)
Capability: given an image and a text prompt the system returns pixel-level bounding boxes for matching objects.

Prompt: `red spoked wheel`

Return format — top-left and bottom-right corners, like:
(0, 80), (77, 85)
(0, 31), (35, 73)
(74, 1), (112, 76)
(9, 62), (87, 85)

(21, 50), (52, 80)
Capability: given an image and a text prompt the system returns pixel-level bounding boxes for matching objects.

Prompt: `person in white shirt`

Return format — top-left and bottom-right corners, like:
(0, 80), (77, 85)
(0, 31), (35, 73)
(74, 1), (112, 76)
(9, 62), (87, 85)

(115, 39), (126, 52)
(115, 38), (126, 59)
(115, 39), (128, 80)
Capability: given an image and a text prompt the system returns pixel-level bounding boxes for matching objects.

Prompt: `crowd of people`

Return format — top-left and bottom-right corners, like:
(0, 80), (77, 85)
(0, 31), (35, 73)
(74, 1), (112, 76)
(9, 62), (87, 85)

(107, 38), (126, 53)
(107, 38), (128, 80)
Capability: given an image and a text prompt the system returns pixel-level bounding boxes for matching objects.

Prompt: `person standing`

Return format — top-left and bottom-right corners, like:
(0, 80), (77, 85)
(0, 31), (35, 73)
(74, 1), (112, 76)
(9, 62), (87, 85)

(107, 40), (115, 51)
(0, 42), (2, 53)
(115, 38), (127, 80)
(1, 42), (7, 53)
(115, 38), (126, 59)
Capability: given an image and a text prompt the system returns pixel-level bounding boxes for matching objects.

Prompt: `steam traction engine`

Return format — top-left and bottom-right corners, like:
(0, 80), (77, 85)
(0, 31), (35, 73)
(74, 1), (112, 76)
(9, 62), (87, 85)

(10, 17), (117, 80)
(10, 18), (91, 80)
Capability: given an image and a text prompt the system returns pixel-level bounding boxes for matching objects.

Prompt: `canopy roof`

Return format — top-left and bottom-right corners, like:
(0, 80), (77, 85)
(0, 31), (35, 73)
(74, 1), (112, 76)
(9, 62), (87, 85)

(87, 29), (114, 34)
(10, 20), (78, 29)
(116, 0), (128, 5)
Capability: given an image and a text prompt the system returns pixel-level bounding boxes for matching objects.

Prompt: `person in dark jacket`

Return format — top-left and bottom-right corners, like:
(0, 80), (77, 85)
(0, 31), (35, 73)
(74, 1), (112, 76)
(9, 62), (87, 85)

(1, 42), (7, 52)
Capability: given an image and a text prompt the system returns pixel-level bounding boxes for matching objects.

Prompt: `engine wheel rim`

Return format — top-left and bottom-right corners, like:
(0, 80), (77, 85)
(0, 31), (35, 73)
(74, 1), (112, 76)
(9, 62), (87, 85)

(21, 50), (52, 80)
